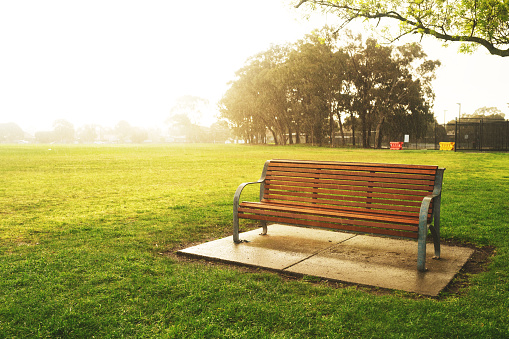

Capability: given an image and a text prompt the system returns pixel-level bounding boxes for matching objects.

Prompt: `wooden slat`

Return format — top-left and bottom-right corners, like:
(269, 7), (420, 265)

(265, 176), (434, 191)
(237, 207), (418, 232)
(265, 171), (435, 187)
(260, 199), (423, 216)
(237, 212), (419, 239)
(265, 179), (432, 197)
(243, 201), (424, 220)
(263, 192), (423, 208)
(258, 200), (430, 219)
(269, 159), (438, 174)
(239, 202), (419, 225)
(270, 159), (438, 171)
(265, 185), (427, 202)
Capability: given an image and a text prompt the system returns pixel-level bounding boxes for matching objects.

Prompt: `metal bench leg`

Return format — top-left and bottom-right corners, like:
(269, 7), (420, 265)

(417, 231), (427, 272)
(233, 201), (241, 243)
(417, 197), (431, 272)
(430, 197), (441, 259)
(429, 225), (440, 259)
(233, 215), (240, 243)
(261, 221), (267, 235)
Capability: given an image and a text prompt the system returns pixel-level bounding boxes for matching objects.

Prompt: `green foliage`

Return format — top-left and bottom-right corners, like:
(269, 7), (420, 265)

(469, 106), (506, 120)
(294, 0), (509, 56)
(220, 28), (440, 148)
(1, 144), (508, 337)
(220, 44), (292, 145)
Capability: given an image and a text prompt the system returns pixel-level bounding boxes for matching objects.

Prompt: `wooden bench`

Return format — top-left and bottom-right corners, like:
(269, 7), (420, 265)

(233, 159), (445, 271)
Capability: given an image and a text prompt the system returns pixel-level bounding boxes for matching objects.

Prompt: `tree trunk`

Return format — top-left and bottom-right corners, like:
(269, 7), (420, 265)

(329, 113), (335, 147)
(337, 112), (346, 146)
(361, 114), (368, 148)
(351, 115), (356, 147)
(374, 116), (385, 149)
(268, 128), (278, 145)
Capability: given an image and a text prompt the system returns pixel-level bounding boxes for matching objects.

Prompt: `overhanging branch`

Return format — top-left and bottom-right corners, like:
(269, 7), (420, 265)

(294, 0), (509, 57)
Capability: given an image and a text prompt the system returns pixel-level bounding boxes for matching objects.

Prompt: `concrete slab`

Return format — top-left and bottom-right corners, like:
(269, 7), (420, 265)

(178, 225), (474, 296)
(286, 234), (474, 296)
(179, 225), (355, 270)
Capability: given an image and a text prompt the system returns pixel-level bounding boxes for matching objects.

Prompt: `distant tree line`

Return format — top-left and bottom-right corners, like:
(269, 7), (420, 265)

(30, 120), (153, 144)
(166, 95), (231, 143)
(0, 118), (230, 144)
(0, 123), (24, 142)
(443, 106), (507, 135)
(219, 28), (441, 148)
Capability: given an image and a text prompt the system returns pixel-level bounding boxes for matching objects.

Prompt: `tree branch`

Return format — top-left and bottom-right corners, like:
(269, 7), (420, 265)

(295, 0), (308, 8)
(355, 10), (509, 56)
(294, 0), (509, 57)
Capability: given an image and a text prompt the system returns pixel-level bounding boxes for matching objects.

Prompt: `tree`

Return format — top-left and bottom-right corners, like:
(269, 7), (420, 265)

(470, 106), (506, 119)
(115, 120), (134, 143)
(283, 28), (349, 146)
(131, 127), (148, 143)
(209, 121), (231, 143)
(375, 43), (441, 147)
(34, 131), (55, 143)
(169, 95), (210, 126)
(219, 80), (258, 143)
(341, 36), (439, 148)
(0, 123), (24, 142)
(78, 125), (98, 143)
(220, 45), (292, 144)
(282, 37), (331, 145)
(53, 119), (75, 143)
(294, 0), (509, 57)
(167, 95), (217, 143)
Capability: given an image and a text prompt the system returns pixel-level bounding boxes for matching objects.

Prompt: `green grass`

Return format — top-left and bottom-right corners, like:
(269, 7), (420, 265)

(1, 144), (508, 338)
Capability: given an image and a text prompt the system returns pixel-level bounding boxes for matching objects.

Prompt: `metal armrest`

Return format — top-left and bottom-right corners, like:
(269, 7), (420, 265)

(233, 180), (264, 209)
(232, 161), (270, 243)
(417, 168), (445, 271)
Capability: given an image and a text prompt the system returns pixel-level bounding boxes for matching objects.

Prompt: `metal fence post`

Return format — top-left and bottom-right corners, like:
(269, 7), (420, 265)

(454, 119), (458, 152)
(480, 118), (483, 151)
(435, 121), (438, 150)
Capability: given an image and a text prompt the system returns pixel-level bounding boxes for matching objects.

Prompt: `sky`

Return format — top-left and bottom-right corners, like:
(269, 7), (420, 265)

(1, 0), (508, 133)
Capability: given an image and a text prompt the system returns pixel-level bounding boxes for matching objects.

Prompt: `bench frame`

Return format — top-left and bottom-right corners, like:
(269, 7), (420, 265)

(233, 160), (445, 271)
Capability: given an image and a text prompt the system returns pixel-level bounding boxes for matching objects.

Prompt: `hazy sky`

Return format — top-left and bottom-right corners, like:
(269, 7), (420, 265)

(1, 0), (508, 133)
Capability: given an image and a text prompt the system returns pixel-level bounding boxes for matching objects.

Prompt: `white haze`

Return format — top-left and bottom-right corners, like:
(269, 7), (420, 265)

(1, 0), (507, 133)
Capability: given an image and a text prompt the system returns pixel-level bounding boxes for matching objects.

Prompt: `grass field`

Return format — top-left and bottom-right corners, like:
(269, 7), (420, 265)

(1, 144), (508, 338)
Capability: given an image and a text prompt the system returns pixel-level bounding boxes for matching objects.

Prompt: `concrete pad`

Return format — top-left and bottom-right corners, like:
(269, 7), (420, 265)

(178, 225), (355, 270)
(286, 234), (474, 296)
(178, 225), (474, 296)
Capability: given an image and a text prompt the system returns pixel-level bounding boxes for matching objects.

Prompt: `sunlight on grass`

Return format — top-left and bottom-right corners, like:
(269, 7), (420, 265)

(1, 144), (508, 337)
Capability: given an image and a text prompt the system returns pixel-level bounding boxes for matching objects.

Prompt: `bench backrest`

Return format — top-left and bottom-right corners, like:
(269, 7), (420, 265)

(260, 159), (441, 238)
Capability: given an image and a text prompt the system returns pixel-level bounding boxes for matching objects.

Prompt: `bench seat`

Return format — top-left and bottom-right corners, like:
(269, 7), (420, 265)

(233, 159), (445, 271)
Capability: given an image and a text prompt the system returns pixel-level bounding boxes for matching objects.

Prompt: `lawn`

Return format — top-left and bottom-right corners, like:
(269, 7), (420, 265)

(1, 144), (508, 338)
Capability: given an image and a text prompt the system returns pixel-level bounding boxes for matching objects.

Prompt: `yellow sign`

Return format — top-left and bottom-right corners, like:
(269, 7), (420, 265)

(439, 142), (455, 151)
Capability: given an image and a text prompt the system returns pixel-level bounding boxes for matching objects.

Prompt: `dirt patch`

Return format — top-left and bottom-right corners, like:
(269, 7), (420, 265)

(438, 240), (495, 297)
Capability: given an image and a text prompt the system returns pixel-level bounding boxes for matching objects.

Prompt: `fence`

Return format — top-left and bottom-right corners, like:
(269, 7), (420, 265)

(415, 119), (509, 152)
(451, 118), (509, 152)
(331, 118), (509, 151)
